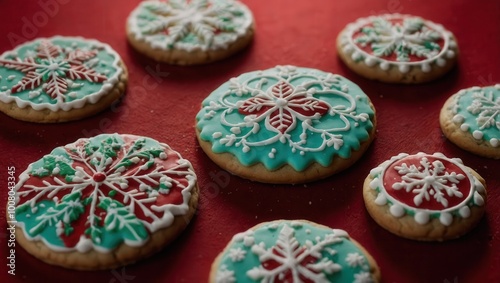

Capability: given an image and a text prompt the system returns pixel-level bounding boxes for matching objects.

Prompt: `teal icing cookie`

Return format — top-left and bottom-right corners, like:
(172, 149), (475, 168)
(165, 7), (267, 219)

(440, 85), (500, 159)
(0, 36), (126, 122)
(196, 65), (376, 183)
(210, 220), (380, 283)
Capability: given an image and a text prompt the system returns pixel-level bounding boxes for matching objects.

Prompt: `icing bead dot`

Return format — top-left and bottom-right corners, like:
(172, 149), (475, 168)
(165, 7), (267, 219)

(379, 61), (390, 71)
(421, 63), (431, 73)
(490, 138), (499, 147)
(459, 206), (471, 218)
(452, 114), (464, 124)
(389, 204), (405, 218)
(439, 212), (453, 226)
(446, 50), (455, 58)
(472, 130), (483, 140)
(414, 211), (430, 225)
(460, 124), (469, 131)
(436, 58), (446, 67)
(398, 64), (409, 73)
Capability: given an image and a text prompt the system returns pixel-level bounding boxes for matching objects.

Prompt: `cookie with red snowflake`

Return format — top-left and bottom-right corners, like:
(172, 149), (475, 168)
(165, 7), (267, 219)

(11, 133), (198, 269)
(0, 36), (127, 122)
(363, 152), (487, 241)
(210, 220), (381, 283)
(196, 65), (376, 184)
(337, 14), (458, 83)
(126, 0), (254, 65)
(440, 85), (500, 159)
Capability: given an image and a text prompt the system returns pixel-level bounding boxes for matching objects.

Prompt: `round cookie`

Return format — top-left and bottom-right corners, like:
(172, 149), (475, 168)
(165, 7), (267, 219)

(11, 133), (198, 270)
(210, 220), (381, 283)
(364, 152), (487, 241)
(126, 0), (254, 65)
(440, 85), (500, 159)
(337, 14), (458, 83)
(195, 65), (376, 184)
(0, 36), (127, 123)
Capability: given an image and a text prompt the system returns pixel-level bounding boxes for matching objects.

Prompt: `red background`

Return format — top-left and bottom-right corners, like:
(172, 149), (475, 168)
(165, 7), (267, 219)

(0, 0), (499, 282)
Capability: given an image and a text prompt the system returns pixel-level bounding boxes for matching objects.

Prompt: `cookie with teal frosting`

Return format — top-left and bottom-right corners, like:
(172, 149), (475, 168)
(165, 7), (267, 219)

(126, 0), (255, 65)
(440, 85), (500, 159)
(196, 65), (376, 183)
(11, 133), (198, 269)
(210, 220), (381, 283)
(0, 36), (127, 123)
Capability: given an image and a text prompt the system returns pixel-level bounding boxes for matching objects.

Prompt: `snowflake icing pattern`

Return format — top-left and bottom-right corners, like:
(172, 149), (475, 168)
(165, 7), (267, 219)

(203, 68), (370, 155)
(467, 89), (500, 130)
(0, 40), (107, 102)
(16, 135), (195, 251)
(354, 16), (442, 62)
(392, 157), (465, 208)
(137, 0), (245, 48)
(246, 224), (343, 283)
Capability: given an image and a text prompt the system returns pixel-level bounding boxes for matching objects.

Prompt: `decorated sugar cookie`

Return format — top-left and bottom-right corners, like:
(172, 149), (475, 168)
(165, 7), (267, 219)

(440, 85), (500, 159)
(126, 0), (254, 65)
(195, 65), (376, 184)
(0, 36), (127, 122)
(12, 133), (198, 269)
(210, 220), (380, 283)
(364, 152), (486, 241)
(337, 14), (458, 83)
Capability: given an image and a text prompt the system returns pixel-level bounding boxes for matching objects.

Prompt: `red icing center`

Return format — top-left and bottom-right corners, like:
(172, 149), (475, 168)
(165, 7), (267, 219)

(92, 172), (106, 183)
(382, 155), (472, 210)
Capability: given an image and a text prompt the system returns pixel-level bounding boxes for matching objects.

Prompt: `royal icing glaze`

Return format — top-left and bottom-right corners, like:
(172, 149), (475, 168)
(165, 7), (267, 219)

(214, 220), (376, 283)
(0, 36), (123, 112)
(339, 14), (457, 73)
(15, 134), (197, 252)
(369, 152), (485, 226)
(196, 65), (375, 171)
(127, 0), (253, 52)
(450, 85), (500, 147)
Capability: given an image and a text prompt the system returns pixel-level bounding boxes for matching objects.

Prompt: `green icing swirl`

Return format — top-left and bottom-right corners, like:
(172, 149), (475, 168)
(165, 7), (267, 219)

(196, 66), (375, 171)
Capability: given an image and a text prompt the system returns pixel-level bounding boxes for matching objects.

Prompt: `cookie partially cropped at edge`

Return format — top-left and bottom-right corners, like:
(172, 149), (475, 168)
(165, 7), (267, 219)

(210, 220), (381, 283)
(0, 36), (127, 123)
(364, 152), (486, 241)
(126, 0), (254, 65)
(337, 14), (458, 83)
(196, 65), (376, 184)
(11, 133), (198, 270)
(440, 85), (500, 159)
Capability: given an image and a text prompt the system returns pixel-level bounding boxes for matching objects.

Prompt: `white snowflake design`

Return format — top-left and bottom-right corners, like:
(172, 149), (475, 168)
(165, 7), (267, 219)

(129, 0), (252, 51)
(369, 153), (486, 226)
(246, 224), (343, 283)
(15, 134), (196, 251)
(354, 16), (441, 62)
(228, 247), (247, 262)
(201, 67), (370, 157)
(216, 265), (236, 283)
(0, 39), (107, 102)
(354, 272), (374, 283)
(339, 14), (457, 73)
(466, 89), (500, 131)
(392, 157), (465, 208)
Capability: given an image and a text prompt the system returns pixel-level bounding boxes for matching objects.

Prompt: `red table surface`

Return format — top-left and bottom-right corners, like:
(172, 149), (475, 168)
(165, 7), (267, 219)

(0, 0), (499, 282)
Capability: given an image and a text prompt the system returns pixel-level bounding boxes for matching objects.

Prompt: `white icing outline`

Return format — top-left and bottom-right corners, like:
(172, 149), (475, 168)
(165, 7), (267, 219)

(369, 152), (485, 226)
(127, 0), (254, 52)
(0, 36), (123, 112)
(14, 134), (197, 253)
(339, 14), (457, 73)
